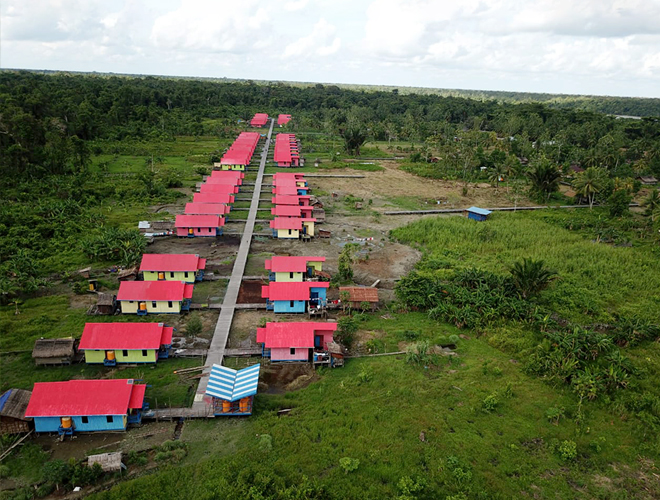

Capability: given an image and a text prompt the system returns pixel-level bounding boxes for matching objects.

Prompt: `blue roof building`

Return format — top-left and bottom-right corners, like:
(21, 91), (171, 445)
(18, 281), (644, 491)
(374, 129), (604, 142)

(206, 364), (260, 416)
(465, 206), (492, 221)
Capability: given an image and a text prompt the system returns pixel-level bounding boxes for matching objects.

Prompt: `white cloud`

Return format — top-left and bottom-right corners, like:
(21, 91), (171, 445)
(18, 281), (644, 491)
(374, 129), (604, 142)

(283, 19), (341, 58)
(150, 0), (272, 54)
(284, 0), (308, 11)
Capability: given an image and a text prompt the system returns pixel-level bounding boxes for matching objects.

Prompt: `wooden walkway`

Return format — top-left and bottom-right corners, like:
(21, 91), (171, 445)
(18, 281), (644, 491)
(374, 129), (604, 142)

(192, 118), (275, 410)
(384, 203), (640, 216)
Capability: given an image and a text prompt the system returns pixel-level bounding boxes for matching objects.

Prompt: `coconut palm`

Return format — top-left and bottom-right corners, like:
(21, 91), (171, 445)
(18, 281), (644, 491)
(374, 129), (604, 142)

(572, 167), (607, 209)
(643, 189), (660, 222)
(526, 157), (561, 201)
(509, 258), (559, 300)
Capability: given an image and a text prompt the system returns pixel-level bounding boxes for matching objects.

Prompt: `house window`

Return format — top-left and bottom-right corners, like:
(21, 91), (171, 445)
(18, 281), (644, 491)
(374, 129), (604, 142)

(209, 228), (213, 233)
(289, 272), (294, 279)
(290, 300), (294, 307)
(168, 301), (173, 308)
(184, 272), (189, 278)
(129, 300), (134, 304)
(152, 301), (157, 308)
(170, 272), (175, 278)
(290, 348), (295, 355)
(142, 350), (148, 357)
(122, 350), (128, 357)
(106, 416), (113, 423)
(197, 228), (201, 232)
(81, 416), (89, 424)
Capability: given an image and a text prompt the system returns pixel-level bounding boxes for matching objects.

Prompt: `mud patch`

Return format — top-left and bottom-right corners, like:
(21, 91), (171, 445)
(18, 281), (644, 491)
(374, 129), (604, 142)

(259, 364), (319, 394)
(237, 280), (267, 304)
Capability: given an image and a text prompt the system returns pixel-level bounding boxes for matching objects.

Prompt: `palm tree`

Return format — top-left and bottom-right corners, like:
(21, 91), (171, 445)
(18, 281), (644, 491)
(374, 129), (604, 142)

(643, 189), (660, 222)
(509, 258), (559, 300)
(526, 157), (561, 201)
(488, 164), (506, 193)
(572, 167), (607, 209)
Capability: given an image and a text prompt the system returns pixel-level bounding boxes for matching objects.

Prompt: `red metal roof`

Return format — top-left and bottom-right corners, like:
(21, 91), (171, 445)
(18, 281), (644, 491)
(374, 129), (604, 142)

(200, 184), (239, 194)
(271, 195), (310, 205)
(128, 384), (147, 410)
(264, 256), (326, 272)
(277, 114), (292, 125)
(269, 218), (302, 230)
(184, 203), (231, 215)
(271, 205), (302, 217)
(193, 193), (234, 204)
(272, 186), (302, 195)
(79, 322), (169, 350)
(161, 326), (174, 346)
(25, 379), (144, 417)
(210, 171), (244, 179)
(140, 254), (205, 273)
(256, 322), (337, 348)
(261, 281), (329, 300)
(250, 113), (269, 126)
(204, 177), (242, 186)
(117, 281), (193, 301)
(175, 215), (225, 228)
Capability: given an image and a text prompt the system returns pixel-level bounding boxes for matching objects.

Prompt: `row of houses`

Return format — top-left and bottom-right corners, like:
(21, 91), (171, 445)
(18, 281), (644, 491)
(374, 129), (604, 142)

(273, 133), (301, 167)
(215, 132), (261, 171)
(175, 170), (246, 237)
(250, 113), (269, 128)
(269, 173), (317, 239)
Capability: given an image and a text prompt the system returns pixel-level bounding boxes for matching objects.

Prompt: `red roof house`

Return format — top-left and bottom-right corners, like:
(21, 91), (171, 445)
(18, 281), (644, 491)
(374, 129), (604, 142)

(117, 281), (194, 315)
(271, 195), (311, 206)
(140, 254), (206, 282)
(26, 379), (147, 433)
(184, 203), (231, 216)
(271, 205), (313, 218)
(78, 323), (174, 364)
(192, 192), (235, 205)
(256, 322), (337, 361)
(277, 114), (292, 126)
(261, 281), (329, 313)
(200, 183), (239, 194)
(250, 113), (269, 128)
(175, 214), (225, 237)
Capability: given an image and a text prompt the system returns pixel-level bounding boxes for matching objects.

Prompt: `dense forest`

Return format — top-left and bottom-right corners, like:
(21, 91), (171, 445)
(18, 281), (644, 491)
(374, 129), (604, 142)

(2, 70), (660, 181)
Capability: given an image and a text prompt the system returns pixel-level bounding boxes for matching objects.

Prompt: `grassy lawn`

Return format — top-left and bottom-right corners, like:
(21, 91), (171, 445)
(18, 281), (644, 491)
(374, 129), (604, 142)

(89, 312), (658, 499)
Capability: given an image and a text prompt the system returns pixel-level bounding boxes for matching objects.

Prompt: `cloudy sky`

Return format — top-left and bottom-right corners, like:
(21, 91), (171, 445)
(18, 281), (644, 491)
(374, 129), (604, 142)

(2, 0), (660, 98)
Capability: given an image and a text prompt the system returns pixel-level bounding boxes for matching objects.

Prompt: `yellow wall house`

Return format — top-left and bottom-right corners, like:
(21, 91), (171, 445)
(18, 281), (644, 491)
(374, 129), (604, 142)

(265, 256), (327, 282)
(270, 218), (302, 239)
(78, 323), (174, 365)
(302, 219), (316, 237)
(140, 254), (207, 284)
(117, 281), (194, 315)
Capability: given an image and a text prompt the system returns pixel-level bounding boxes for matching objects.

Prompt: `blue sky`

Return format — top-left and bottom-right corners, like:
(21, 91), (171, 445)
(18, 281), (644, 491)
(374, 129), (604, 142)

(2, 0), (660, 98)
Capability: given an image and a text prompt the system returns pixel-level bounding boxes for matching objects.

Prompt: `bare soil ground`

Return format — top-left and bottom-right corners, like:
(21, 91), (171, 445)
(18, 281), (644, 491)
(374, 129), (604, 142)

(312, 160), (532, 210)
(32, 421), (175, 462)
(259, 363), (319, 394)
(237, 280), (267, 304)
(147, 234), (241, 268)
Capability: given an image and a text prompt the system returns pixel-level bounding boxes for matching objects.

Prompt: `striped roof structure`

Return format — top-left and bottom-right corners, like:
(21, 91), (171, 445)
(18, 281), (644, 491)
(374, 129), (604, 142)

(206, 364), (261, 402)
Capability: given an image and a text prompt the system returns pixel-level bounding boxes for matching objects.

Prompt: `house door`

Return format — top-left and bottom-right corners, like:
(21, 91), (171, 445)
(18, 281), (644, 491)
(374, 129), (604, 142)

(314, 335), (322, 348)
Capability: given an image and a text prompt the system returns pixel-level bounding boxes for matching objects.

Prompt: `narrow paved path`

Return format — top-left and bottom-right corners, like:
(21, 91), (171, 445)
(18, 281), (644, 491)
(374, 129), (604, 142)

(193, 119), (274, 408)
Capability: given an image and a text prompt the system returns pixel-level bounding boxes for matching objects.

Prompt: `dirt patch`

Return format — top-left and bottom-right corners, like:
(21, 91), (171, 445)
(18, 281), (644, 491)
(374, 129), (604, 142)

(311, 160), (534, 210)
(147, 234), (241, 264)
(69, 294), (97, 310)
(237, 280), (267, 304)
(259, 363), (319, 394)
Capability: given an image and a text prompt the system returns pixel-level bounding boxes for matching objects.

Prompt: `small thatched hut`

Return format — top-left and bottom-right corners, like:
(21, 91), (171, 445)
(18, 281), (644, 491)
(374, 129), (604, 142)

(0, 389), (32, 434)
(96, 293), (116, 315)
(339, 287), (379, 311)
(32, 338), (76, 365)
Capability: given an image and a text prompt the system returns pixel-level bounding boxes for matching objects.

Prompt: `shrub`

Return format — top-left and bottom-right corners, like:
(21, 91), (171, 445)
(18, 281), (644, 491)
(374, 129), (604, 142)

(339, 457), (360, 474)
(482, 393), (499, 413)
(336, 316), (358, 349)
(257, 434), (273, 452)
(186, 315), (203, 337)
(545, 406), (565, 425)
(556, 440), (577, 462)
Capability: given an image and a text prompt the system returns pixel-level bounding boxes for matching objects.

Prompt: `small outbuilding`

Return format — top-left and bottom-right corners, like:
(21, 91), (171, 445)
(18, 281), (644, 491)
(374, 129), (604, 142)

(96, 293), (117, 315)
(339, 286), (379, 311)
(206, 364), (261, 416)
(0, 389), (32, 434)
(465, 206), (492, 221)
(32, 338), (76, 366)
(638, 175), (658, 185)
(87, 452), (125, 472)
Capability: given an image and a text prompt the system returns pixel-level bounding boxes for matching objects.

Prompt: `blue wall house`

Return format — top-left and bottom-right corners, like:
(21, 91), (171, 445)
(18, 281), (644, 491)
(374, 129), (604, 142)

(25, 379), (147, 435)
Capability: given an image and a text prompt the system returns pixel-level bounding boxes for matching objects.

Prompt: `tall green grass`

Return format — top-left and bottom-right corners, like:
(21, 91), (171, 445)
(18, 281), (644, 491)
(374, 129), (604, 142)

(392, 210), (660, 323)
